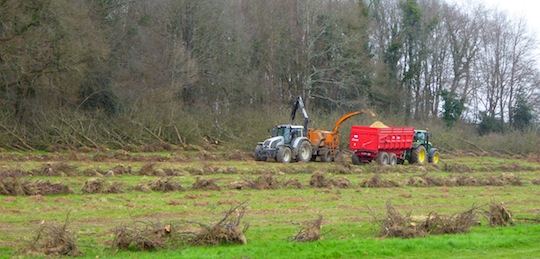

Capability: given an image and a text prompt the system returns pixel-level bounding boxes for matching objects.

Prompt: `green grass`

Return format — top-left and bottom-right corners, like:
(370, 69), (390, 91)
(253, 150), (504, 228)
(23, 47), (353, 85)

(15, 224), (535, 259)
(1, 153), (540, 258)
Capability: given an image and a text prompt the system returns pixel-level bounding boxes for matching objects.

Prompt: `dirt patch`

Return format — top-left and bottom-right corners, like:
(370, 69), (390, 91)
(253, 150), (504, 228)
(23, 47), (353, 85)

(224, 150), (251, 161)
(217, 199), (242, 206)
(526, 154), (540, 163)
(167, 199), (188, 206)
(268, 197), (309, 203)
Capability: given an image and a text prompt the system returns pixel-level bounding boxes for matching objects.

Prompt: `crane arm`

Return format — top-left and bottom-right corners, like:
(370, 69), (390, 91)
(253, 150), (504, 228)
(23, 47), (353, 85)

(291, 96), (309, 132)
(332, 109), (375, 134)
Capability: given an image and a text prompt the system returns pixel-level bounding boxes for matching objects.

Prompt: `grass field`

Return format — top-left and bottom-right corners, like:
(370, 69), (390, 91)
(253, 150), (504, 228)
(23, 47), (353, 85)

(1, 150), (540, 258)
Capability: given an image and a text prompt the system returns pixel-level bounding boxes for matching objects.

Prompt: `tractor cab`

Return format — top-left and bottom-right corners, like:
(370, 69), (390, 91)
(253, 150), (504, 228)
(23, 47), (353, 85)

(413, 130), (429, 145)
(411, 129), (439, 164)
(272, 125), (304, 144)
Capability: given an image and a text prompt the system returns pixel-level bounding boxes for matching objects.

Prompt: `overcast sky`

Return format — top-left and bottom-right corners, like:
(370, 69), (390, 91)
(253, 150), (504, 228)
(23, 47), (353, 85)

(446, 0), (540, 35)
(446, 0), (540, 66)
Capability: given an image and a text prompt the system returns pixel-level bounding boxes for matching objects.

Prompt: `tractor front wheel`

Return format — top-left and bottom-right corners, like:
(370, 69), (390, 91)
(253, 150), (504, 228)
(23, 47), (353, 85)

(429, 150), (440, 164)
(254, 146), (266, 161)
(277, 146), (292, 163)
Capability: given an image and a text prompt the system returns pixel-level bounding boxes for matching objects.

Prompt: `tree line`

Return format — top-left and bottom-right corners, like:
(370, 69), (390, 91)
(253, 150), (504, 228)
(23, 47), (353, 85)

(0, 0), (538, 150)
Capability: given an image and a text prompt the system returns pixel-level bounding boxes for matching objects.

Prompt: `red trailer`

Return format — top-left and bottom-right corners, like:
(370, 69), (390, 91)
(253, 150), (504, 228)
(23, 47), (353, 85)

(350, 126), (415, 166)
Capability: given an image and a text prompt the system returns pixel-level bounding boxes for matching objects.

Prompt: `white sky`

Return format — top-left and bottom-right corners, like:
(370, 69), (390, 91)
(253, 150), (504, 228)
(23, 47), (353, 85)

(447, 0), (540, 65)
(482, 0), (540, 34)
(446, 0), (540, 34)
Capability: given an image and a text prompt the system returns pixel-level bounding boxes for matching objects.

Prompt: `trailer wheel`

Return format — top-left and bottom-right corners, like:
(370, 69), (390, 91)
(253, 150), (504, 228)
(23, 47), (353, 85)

(296, 140), (312, 163)
(277, 146), (292, 163)
(352, 154), (362, 165)
(410, 146), (426, 165)
(254, 146), (267, 161)
(376, 152), (389, 166)
(333, 149), (342, 162)
(389, 153), (397, 166)
(320, 148), (332, 162)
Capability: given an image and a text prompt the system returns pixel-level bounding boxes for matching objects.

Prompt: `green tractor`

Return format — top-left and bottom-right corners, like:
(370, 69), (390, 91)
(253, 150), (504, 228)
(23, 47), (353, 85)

(404, 129), (439, 165)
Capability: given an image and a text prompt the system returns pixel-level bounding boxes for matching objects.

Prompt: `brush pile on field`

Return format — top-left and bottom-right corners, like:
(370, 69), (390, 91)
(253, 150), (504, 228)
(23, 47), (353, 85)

(291, 215), (324, 242)
(36, 162), (78, 176)
(371, 201), (480, 239)
(309, 172), (351, 188)
(191, 177), (221, 191)
(0, 168), (26, 178)
(0, 177), (72, 196)
(112, 220), (173, 251)
(361, 174), (401, 188)
(26, 214), (82, 257)
(246, 173), (280, 190)
(148, 177), (185, 192)
(184, 201), (249, 245)
(484, 202), (515, 226)
(420, 207), (479, 235)
(371, 201), (426, 238)
(81, 178), (123, 194)
(230, 173), (281, 190)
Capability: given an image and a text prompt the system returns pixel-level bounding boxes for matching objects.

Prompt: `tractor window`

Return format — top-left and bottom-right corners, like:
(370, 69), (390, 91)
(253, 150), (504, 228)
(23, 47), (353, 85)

(273, 127), (286, 137)
(291, 128), (302, 138)
(414, 132), (425, 142)
(271, 127), (279, 137)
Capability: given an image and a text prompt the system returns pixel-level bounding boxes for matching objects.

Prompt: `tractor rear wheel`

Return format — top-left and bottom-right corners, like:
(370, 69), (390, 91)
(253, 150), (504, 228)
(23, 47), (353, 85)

(376, 152), (389, 166)
(320, 148), (332, 162)
(277, 146), (292, 163)
(410, 146), (427, 165)
(429, 150), (440, 164)
(297, 141), (312, 163)
(389, 153), (397, 166)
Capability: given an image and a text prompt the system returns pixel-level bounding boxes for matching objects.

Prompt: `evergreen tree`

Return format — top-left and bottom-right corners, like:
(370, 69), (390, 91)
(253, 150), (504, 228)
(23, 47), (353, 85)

(511, 94), (534, 131)
(440, 90), (465, 128)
